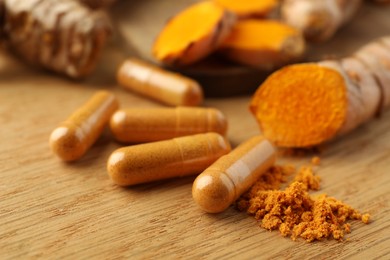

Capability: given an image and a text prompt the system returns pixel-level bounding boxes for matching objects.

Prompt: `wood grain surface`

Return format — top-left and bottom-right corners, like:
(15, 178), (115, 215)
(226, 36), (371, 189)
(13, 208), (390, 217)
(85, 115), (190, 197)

(1, 1), (390, 259)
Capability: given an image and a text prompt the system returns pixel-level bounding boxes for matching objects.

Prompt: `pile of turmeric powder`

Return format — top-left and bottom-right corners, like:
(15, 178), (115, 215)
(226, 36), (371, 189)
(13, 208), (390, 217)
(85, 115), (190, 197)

(237, 161), (370, 242)
(293, 165), (321, 190)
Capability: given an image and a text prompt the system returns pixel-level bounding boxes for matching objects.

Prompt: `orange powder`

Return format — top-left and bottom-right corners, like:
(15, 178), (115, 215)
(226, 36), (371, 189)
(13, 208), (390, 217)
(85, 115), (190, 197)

(294, 166), (321, 190)
(245, 165), (294, 193)
(237, 163), (370, 242)
(311, 156), (321, 165)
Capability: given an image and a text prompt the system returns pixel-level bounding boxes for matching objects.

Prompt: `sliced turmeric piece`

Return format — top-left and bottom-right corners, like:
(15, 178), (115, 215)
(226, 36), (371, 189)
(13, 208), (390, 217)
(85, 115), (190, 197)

(153, 1), (236, 66)
(281, 0), (362, 42)
(250, 37), (389, 147)
(213, 0), (279, 18)
(250, 64), (347, 147)
(219, 20), (305, 70)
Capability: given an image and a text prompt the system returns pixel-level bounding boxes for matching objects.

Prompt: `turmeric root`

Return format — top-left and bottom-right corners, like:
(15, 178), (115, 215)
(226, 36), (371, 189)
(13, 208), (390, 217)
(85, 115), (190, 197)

(219, 19), (305, 70)
(250, 36), (390, 147)
(152, 1), (236, 66)
(281, 0), (362, 42)
(213, 0), (279, 18)
(3, 0), (111, 78)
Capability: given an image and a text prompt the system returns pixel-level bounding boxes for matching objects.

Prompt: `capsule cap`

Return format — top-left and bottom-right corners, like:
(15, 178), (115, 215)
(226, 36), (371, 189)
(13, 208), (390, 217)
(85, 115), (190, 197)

(192, 170), (235, 213)
(49, 125), (85, 161)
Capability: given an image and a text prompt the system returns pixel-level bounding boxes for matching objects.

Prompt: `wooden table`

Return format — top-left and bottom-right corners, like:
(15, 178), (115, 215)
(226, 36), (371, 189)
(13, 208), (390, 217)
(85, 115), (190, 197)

(1, 1), (389, 258)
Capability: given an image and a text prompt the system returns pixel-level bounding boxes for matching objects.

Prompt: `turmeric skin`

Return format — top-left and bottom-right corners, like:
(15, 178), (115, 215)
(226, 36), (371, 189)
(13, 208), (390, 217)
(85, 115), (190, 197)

(250, 36), (390, 147)
(219, 20), (305, 70)
(281, 0), (362, 42)
(153, 1), (236, 66)
(213, 0), (279, 18)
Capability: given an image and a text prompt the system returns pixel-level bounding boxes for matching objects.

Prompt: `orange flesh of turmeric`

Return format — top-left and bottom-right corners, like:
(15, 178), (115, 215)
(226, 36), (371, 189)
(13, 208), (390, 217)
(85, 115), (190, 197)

(214, 0), (278, 16)
(221, 20), (299, 50)
(153, 2), (225, 61)
(250, 64), (347, 147)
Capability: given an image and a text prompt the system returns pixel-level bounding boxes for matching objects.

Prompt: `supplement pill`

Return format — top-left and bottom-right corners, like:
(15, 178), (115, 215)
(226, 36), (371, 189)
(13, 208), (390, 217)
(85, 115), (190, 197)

(117, 58), (203, 106)
(50, 90), (119, 161)
(107, 133), (231, 186)
(110, 106), (228, 143)
(192, 135), (276, 213)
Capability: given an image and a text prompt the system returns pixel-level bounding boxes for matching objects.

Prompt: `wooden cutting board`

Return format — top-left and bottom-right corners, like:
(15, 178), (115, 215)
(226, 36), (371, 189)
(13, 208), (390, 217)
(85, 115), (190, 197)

(0, 1), (389, 258)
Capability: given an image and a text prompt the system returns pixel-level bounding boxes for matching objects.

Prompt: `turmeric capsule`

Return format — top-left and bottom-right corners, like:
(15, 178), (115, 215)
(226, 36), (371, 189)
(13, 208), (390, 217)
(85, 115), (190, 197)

(117, 58), (203, 106)
(110, 106), (228, 143)
(107, 133), (231, 186)
(192, 135), (276, 213)
(50, 91), (119, 161)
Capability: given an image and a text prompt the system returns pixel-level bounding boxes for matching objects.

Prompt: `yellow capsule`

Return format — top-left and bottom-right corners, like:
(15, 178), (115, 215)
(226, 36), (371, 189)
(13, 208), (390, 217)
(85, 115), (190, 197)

(117, 58), (203, 106)
(50, 91), (119, 161)
(107, 133), (231, 186)
(110, 106), (228, 143)
(192, 135), (276, 213)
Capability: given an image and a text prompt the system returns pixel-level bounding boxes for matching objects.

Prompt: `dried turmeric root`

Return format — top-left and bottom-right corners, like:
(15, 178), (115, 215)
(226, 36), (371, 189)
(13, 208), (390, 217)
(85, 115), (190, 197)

(213, 0), (279, 18)
(152, 1), (236, 66)
(219, 20), (305, 70)
(281, 0), (362, 42)
(3, 0), (111, 78)
(250, 36), (390, 147)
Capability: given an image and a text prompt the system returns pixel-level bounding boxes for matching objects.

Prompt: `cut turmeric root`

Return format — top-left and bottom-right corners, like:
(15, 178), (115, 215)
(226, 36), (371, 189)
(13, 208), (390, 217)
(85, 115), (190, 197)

(281, 0), (362, 42)
(219, 20), (305, 70)
(2, 0), (111, 78)
(152, 1), (236, 66)
(250, 36), (390, 147)
(213, 0), (279, 18)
